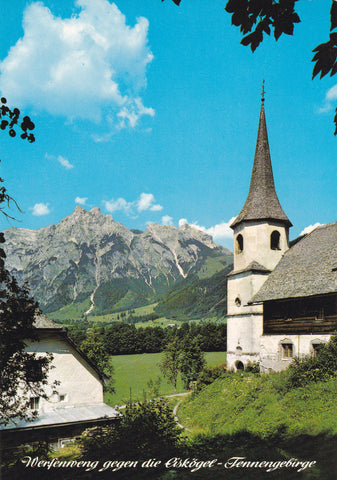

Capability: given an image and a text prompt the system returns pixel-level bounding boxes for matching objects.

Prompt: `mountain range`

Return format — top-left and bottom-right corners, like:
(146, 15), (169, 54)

(3, 206), (233, 320)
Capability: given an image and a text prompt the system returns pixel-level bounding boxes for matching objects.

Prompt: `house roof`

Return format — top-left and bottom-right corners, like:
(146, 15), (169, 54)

(34, 313), (64, 330)
(0, 404), (121, 431)
(252, 222), (337, 302)
(231, 100), (292, 229)
(33, 314), (108, 383)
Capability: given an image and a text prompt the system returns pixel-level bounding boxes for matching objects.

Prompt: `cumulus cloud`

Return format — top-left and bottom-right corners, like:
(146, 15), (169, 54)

(300, 222), (322, 236)
(31, 203), (51, 216)
(75, 196), (88, 205)
(0, 0), (154, 129)
(178, 218), (188, 227)
(179, 217), (236, 244)
(137, 193), (162, 212)
(161, 215), (173, 225)
(318, 84), (337, 113)
(103, 192), (163, 216)
(103, 197), (133, 215)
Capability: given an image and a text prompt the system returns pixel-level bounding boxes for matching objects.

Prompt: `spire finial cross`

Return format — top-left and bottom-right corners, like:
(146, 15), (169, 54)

(261, 79), (265, 103)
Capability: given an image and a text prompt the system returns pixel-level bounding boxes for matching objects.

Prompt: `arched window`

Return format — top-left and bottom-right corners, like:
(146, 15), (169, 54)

(236, 234), (244, 253)
(235, 361), (244, 371)
(270, 230), (281, 250)
(235, 297), (241, 307)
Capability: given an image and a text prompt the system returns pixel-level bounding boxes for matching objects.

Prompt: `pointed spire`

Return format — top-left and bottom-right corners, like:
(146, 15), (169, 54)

(231, 92), (292, 229)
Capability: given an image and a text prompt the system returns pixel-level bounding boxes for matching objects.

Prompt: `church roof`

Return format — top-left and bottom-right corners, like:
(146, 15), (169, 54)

(227, 260), (271, 277)
(231, 100), (292, 229)
(252, 222), (337, 302)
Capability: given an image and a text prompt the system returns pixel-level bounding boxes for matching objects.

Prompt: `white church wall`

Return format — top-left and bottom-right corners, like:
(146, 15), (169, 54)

(234, 221), (289, 272)
(227, 315), (263, 370)
(227, 273), (268, 315)
(259, 333), (331, 372)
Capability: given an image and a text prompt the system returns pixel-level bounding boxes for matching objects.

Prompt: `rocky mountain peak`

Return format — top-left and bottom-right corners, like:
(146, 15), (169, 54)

(3, 209), (232, 315)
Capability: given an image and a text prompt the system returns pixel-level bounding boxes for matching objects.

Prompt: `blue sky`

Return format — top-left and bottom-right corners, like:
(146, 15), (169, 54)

(0, 0), (335, 249)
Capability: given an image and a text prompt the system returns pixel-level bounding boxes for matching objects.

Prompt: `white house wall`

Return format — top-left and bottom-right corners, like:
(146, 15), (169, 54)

(25, 332), (103, 412)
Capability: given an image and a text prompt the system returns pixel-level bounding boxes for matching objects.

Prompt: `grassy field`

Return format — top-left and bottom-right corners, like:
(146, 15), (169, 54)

(178, 372), (337, 438)
(105, 351), (226, 406)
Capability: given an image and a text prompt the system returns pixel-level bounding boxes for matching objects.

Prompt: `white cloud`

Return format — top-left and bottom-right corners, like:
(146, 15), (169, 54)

(117, 98), (155, 128)
(179, 217), (236, 244)
(45, 153), (74, 169)
(31, 203), (51, 216)
(319, 85), (337, 113)
(57, 155), (74, 169)
(161, 215), (173, 225)
(103, 192), (163, 216)
(137, 193), (162, 212)
(75, 196), (88, 205)
(178, 218), (188, 227)
(103, 197), (133, 215)
(0, 0), (154, 129)
(300, 222), (322, 236)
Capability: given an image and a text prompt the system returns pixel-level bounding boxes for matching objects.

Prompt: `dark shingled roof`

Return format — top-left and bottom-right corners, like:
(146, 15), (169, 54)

(252, 222), (337, 302)
(231, 101), (292, 229)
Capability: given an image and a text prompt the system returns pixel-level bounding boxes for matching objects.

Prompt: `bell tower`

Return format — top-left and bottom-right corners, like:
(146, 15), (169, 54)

(227, 86), (292, 371)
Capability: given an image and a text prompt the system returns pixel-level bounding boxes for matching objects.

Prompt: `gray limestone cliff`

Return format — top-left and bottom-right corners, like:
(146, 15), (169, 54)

(3, 206), (231, 314)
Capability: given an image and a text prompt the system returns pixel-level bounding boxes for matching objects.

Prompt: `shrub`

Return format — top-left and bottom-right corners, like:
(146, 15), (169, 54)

(245, 361), (260, 373)
(80, 399), (183, 460)
(287, 335), (337, 388)
(195, 364), (227, 391)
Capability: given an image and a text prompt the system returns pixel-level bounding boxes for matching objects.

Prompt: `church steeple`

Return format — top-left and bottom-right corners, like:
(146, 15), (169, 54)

(231, 91), (292, 229)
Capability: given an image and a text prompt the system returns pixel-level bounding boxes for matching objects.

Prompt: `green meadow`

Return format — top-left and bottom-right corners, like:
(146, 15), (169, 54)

(178, 372), (337, 438)
(105, 351), (226, 406)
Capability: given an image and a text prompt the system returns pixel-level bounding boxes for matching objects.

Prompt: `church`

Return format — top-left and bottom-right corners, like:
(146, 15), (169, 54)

(227, 90), (337, 373)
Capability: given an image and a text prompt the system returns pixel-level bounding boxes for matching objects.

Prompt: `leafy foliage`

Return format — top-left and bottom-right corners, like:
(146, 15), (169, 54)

(67, 321), (227, 356)
(159, 335), (206, 390)
(0, 98), (35, 220)
(0, 100), (52, 424)
(166, 0), (337, 135)
(179, 336), (206, 389)
(0, 262), (54, 424)
(287, 335), (337, 387)
(225, 0), (300, 51)
(80, 398), (183, 460)
(0, 97), (35, 143)
(159, 337), (181, 391)
(154, 264), (232, 320)
(80, 325), (115, 393)
(194, 363), (227, 392)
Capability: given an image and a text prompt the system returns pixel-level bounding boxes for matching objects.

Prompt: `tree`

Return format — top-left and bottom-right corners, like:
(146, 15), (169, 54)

(80, 398), (182, 461)
(80, 325), (115, 393)
(179, 336), (205, 389)
(0, 100), (52, 425)
(159, 337), (181, 391)
(0, 245), (55, 424)
(160, 334), (206, 390)
(164, 0), (337, 135)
